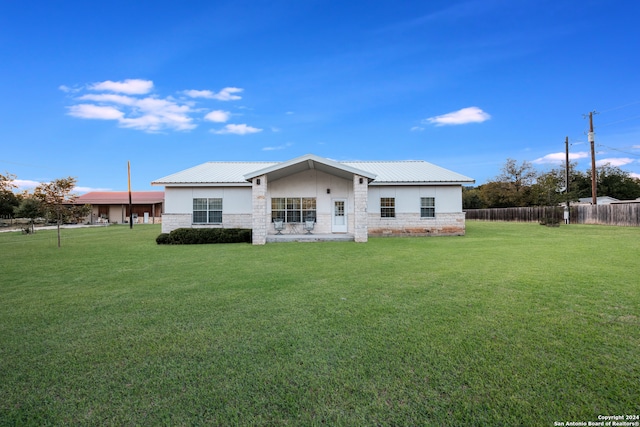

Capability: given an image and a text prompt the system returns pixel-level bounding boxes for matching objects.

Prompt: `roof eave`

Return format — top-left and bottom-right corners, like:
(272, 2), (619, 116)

(370, 180), (475, 186)
(243, 153), (377, 181)
(153, 182), (251, 187)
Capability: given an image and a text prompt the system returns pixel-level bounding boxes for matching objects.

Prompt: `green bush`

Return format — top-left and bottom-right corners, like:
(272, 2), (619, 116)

(155, 233), (171, 244)
(539, 216), (561, 227)
(157, 228), (251, 245)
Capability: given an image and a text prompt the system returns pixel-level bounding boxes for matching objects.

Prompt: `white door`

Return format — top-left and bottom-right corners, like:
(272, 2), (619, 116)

(332, 199), (347, 233)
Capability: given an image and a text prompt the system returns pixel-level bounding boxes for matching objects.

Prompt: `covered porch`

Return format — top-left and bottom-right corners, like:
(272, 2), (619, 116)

(244, 154), (375, 245)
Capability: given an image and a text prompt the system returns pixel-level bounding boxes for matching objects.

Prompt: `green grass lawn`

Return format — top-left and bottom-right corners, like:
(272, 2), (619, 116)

(1, 222), (638, 426)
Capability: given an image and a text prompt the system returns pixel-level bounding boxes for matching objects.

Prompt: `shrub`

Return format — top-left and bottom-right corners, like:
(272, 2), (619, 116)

(539, 216), (560, 227)
(156, 228), (252, 245)
(156, 233), (171, 244)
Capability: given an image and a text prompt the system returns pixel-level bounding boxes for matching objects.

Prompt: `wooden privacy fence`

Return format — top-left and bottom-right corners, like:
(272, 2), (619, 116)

(465, 204), (640, 226)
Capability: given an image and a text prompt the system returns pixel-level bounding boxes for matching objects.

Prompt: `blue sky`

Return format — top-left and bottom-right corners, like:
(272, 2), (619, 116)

(2, 0), (640, 193)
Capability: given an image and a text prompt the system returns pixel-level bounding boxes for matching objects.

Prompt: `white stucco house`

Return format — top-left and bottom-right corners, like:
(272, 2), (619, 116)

(151, 154), (474, 245)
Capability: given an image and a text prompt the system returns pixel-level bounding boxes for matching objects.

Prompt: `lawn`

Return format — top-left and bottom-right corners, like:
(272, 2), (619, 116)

(0, 222), (638, 426)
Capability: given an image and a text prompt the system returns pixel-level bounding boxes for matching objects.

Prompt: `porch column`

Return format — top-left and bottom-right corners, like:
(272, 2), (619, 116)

(251, 174), (268, 245)
(353, 174), (368, 243)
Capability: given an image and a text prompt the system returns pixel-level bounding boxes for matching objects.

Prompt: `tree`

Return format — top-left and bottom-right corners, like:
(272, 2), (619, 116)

(462, 186), (485, 209)
(594, 163), (640, 200)
(497, 158), (537, 192)
(480, 159), (539, 207)
(13, 197), (44, 234)
(33, 177), (79, 247)
(0, 172), (19, 219)
(71, 204), (92, 225)
(529, 170), (564, 206)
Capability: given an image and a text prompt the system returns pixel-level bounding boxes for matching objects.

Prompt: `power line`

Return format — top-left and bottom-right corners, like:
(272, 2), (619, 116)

(599, 114), (640, 128)
(599, 100), (640, 114)
(596, 144), (640, 158)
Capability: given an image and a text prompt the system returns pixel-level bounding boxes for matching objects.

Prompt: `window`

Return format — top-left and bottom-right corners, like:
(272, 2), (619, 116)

(272, 197), (316, 223)
(421, 197), (435, 218)
(380, 197), (395, 218)
(193, 198), (222, 224)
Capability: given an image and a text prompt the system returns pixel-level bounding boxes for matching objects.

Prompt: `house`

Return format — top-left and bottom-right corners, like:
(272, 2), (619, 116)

(577, 196), (620, 205)
(151, 154), (474, 245)
(74, 191), (164, 224)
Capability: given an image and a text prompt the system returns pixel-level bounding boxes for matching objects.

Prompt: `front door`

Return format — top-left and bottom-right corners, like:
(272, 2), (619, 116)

(332, 199), (347, 233)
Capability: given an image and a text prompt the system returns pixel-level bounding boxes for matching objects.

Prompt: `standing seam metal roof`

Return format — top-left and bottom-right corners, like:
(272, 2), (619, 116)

(343, 161), (474, 183)
(152, 162), (277, 184)
(152, 159), (474, 185)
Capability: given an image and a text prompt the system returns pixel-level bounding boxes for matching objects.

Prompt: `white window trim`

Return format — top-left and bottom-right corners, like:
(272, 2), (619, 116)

(420, 197), (436, 219)
(193, 198), (223, 224)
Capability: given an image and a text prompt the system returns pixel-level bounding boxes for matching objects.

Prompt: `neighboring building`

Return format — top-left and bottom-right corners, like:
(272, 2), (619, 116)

(151, 154), (474, 245)
(577, 196), (620, 205)
(74, 191), (164, 224)
(610, 197), (640, 204)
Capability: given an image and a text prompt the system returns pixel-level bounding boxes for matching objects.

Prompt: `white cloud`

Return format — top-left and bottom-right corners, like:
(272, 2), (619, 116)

(423, 106), (490, 126)
(631, 172), (640, 179)
(67, 97), (195, 132)
(410, 126), (424, 132)
(12, 179), (110, 193)
(14, 179), (41, 190)
(78, 93), (137, 106)
(65, 80), (257, 133)
(183, 87), (243, 101)
(263, 142), (293, 151)
(533, 151), (589, 164)
(212, 124), (262, 135)
(596, 157), (635, 167)
(59, 85), (81, 93)
(73, 186), (112, 193)
(204, 110), (231, 123)
(213, 87), (243, 101)
(67, 104), (124, 120)
(90, 79), (153, 95)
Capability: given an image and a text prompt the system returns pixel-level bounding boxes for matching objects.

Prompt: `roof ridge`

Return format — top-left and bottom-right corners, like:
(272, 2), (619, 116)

(342, 160), (424, 163)
(206, 161), (277, 163)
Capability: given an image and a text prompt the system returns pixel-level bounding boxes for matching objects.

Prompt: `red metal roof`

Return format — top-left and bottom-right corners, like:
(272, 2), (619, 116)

(75, 191), (164, 205)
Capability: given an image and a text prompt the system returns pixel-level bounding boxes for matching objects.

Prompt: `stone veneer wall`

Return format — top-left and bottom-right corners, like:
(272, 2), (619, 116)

(353, 175), (368, 242)
(367, 212), (466, 236)
(161, 213), (252, 234)
(161, 213), (191, 234)
(251, 175), (268, 245)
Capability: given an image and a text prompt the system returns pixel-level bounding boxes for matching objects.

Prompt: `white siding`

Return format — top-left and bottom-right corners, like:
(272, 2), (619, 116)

(165, 186), (252, 214)
(367, 185), (461, 214)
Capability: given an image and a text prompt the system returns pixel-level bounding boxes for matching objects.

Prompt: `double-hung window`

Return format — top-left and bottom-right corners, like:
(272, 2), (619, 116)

(380, 197), (395, 218)
(272, 197), (316, 223)
(193, 198), (222, 224)
(420, 197), (435, 218)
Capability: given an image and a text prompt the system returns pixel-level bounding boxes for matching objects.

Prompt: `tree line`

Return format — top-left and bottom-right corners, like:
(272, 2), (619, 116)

(1, 172), (90, 247)
(463, 159), (640, 209)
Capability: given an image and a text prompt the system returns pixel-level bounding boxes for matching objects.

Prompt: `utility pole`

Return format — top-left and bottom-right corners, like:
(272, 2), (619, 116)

(565, 136), (570, 224)
(128, 161), (133, 229)
(586, 111), (598, 205)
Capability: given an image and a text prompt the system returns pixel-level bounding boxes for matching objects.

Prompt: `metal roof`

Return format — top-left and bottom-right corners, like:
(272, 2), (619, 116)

(343, 160), (474, 184)
(152, 162), (276, 185)
(75, 191), (165, 204)
(152, 155), (474, 186)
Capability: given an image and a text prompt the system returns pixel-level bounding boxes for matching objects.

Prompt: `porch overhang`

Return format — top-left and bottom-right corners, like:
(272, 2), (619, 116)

(243, 154), (377, 183)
